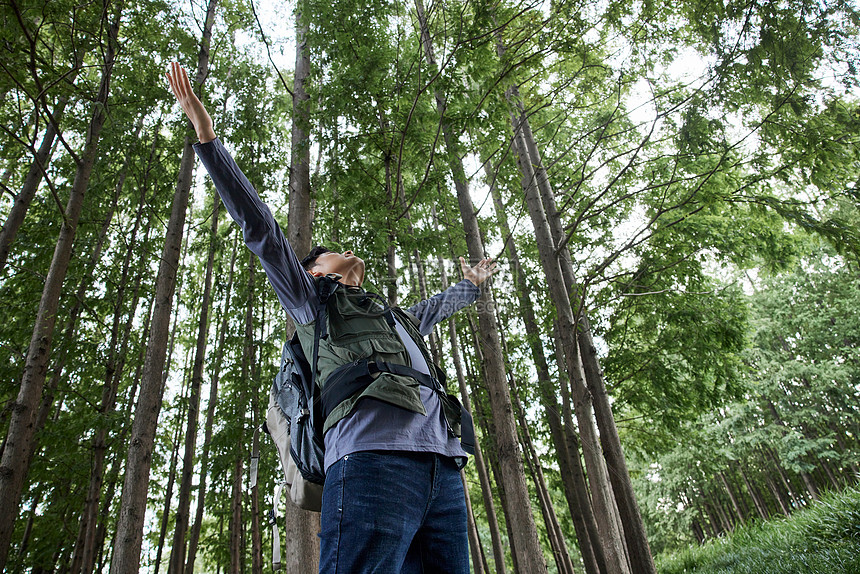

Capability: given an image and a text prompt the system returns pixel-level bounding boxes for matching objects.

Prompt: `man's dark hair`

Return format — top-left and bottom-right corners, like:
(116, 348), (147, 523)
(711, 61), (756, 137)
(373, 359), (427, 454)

(300, 245), (332, 271)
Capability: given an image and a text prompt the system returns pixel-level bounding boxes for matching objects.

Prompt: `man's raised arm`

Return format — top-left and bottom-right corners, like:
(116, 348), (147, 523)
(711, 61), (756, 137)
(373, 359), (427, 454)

(166, 62), (317, 324)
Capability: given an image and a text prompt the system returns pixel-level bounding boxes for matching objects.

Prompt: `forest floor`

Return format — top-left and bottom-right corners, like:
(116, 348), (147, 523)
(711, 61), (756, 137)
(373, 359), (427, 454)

(656, 484), (860, 574)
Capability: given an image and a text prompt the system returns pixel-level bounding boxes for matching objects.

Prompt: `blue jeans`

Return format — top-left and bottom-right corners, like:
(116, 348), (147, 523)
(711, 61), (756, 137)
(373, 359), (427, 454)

(319, 451), (470, 573)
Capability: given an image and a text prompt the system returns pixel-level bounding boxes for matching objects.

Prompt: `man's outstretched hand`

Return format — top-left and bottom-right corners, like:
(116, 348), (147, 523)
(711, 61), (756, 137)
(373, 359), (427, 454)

(166, 62), (216, 143)
(460, 257), (498, 287)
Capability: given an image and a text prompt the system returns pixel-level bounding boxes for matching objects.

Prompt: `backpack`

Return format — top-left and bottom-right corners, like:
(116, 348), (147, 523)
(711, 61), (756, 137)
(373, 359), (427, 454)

(251, 275), (338, 515)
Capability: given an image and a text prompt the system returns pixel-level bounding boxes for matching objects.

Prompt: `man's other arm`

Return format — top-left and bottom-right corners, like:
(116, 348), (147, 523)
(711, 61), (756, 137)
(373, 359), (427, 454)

(405, 280), (480, 336)
(405, 256), (497, 335)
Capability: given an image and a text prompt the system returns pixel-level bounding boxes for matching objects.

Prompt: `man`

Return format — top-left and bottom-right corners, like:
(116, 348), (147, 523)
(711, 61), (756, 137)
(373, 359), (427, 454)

(166, 62), (496, 573)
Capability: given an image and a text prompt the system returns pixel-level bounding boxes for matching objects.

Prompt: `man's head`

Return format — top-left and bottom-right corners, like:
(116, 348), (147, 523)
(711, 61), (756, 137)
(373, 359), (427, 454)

(301, 245), (366, 286)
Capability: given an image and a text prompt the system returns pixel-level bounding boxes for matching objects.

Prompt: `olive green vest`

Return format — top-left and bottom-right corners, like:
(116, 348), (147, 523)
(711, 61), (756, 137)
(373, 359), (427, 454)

(295, 278), (461, 435)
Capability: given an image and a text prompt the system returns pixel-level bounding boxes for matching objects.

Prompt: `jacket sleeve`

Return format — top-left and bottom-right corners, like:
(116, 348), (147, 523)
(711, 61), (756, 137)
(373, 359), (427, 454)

(193, 138), (317, 325)
(405, 279), (480, 336)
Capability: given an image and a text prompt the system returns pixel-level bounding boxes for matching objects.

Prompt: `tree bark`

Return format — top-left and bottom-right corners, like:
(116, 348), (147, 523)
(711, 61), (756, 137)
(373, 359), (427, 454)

(71, 143), (152, 574)
(764, 446), (800, 508)
(230, 254), (256, 574)
(154, 377), (190, 574)
(288, 2), (313, 258)
(764, 473), (790, 517)
(718, 472), (746, 524)
(506, 95), (629, 574)
(554, 329), (613, 574)
(508, 84), (655, 572)
(278, 4), (323, 569)
(93, 300), (150, 573)
(739, 466), (769, 520)
(0, 3), (122, 566)
(462, 477), (488, 574)
(702, 502), (720, 538)
(511, 378), (576, 574)
(250, 301), (265, 574)
(0, 90), (73, 274)
(487, 166), (605, 574)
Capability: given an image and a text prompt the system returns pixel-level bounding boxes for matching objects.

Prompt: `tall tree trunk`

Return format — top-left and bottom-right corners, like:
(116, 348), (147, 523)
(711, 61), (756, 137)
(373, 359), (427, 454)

(250, 305), (265, 574)
(0, 3), (122, 566)
(251, 413), (263, 574)
(168, 197), (220, 574)
(819, 457), (841, 490)
(507, 98), (629, 574)
(702, 502), (720, 538)
(506, 78), (656, 572)
(463, 482), (488, 574)
(764, 446), (800, 508)
(466, 310), (531, 574)
(17, 491), (40, 559)
(71, 147), (152, 574)
(718, 472), (746, 524)
(186, 235), (239, 574)
(382, 137), (399, 307)
(94, 301), (150, 573)
(279, 3), (322, 569)
(150, 206), (194, 574)
(462, 324), (510, 574)
(414, 2), (546, 570)
(287, 2), (313, 257)
(231, 254), (256, 574)
(154, 376), (190, 574)
(511, 378), (576, 574)
(487, 166), (605, 574)
(435, 243), (507, 574)
(109, 1), (217, 569)
(251, 305), (269, 574)
(739, 466), (769, 520)
(764, 473), (790, 517)
(691, 520), (705, 544)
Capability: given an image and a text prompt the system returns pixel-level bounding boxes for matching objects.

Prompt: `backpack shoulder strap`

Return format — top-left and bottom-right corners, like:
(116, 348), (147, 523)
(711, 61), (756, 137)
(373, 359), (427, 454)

(308, 276), (338, 385)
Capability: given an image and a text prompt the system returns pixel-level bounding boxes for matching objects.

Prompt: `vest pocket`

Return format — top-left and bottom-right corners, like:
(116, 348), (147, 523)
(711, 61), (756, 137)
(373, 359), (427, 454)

(327, 292), (391, 343)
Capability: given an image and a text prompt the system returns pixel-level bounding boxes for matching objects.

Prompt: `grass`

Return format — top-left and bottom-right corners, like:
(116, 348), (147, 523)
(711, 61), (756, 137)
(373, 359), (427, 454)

(656, 486), (860, 574)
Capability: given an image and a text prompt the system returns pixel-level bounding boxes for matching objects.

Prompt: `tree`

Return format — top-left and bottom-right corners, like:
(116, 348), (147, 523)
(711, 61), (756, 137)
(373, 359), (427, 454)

(110, 1), (219, 570)
(0, 1), (123, 565)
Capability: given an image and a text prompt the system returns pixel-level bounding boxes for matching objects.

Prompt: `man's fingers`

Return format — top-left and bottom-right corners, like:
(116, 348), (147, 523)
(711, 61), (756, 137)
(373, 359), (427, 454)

(167, 70), (180, 99)
(175, 63), (188, 98)
(168, 62), (189, 99)
(180, 65), (194, 96)
(167, 62), (183, 98)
